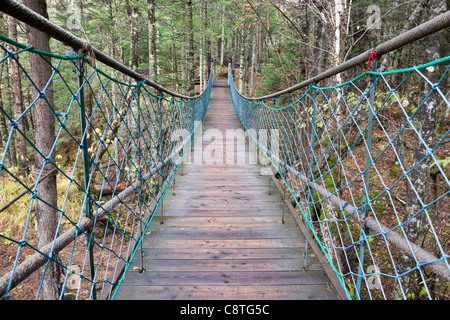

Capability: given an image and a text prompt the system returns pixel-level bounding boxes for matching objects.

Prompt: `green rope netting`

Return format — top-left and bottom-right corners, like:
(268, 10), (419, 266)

(0, 35), (212, 300)
(230, 55), (450, 300)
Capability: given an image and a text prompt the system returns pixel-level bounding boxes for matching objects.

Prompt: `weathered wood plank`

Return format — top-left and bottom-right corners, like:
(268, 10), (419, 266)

(148, 218), (298, 233)
(140, 247), (305, 260)
(120, 271), (330, 286)
(130, 258), (314, 272)
(162, 203), (285, 210)
(163, 193), (282, 200)
(151, 216), (290, 225)
(146, 228), (302, 240)
(141, 238), (306, 249)
(151, 208), (284, 217)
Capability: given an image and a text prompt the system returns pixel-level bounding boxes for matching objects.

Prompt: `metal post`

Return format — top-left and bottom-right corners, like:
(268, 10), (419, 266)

(77, 57), (96, 300)
(356, 57), (379, 299)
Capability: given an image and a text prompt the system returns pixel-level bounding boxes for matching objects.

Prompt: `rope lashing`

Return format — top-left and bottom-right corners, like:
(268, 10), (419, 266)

(365, 49), (378, 74)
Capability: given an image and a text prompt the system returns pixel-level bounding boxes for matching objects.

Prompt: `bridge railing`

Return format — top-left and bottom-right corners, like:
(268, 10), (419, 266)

(230, 13), (450, 300)
(0, 1), (213, 300)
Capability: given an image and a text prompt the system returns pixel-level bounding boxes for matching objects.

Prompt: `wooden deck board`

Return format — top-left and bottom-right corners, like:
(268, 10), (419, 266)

(118, 285), (337, 300)
(120, 271), (331, 286)
(114, 80), (340, 300)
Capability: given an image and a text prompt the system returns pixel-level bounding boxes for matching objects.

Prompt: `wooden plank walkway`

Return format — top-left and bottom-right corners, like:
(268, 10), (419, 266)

(114, 80), (340, 300)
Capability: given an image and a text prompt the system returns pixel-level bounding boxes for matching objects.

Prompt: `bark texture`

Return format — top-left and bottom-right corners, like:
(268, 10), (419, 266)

(24, 0), (61, 300)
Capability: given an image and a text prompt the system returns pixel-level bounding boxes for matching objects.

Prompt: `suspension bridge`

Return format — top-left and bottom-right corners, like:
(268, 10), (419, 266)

(113, 79), (341, 300)
(0, 1), (449, 300)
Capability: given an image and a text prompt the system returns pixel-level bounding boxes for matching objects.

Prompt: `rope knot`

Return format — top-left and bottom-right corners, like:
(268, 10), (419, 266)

(365, 49), (378, 74)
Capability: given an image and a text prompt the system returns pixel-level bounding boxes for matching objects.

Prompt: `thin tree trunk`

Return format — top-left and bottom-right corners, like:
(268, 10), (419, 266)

(171, 24), (179, 91)
(4, 60), (17, 167)
(0, 63), (8, 162)
(220, 4), (225, 66)
(24, 0), (61, 300)
(257, 22), (262, 70)
(203, 0), (211, 79)
(311, 1), (325, 76)
(181, 47), (187, 95)
(250, 31), (257, 95)
(333, 0), (345, 135)
(148, 0), (157, 81)
(333, 1), (343, 78)
(126, 0), (139, 70)
(114, 0), (124, 64)
(231, 29), (236, 77)
(239, 28), (245, 93)
(244, 28), (252, 95)
(393, 0), (447, 300)
(7, 16), (28, 175)
(200, 1), (205, 92)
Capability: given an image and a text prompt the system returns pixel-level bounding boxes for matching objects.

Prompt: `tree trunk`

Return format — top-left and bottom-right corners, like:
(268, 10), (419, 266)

(231, 29), (236, 76)
(244, 28), (252, 95)
(200, 0), (205, 92)
(3, 61), (17, 167)
(147, 0), (157, 81)
(126, 0), (139, 70)
(114, 0), (124, 64)
(393, 0), (447, 300)
(202, 0), (211, 79)
(333, 0), (343, 71)
(239, 28), (245, 93)
(250, 31), (257, 95)
(187, 0), (195, 96)
(257, 22), (262, 71)
(24, 0), (61, 300)
(0, 63), (8, 163)
(220, 4), (225, 66)
(200, 39), (204, 92)
(7, 16), (28, 175)
(311, 2), (325, 76)
(333, 0), (344, 87)
(171, 23), (179, 91)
